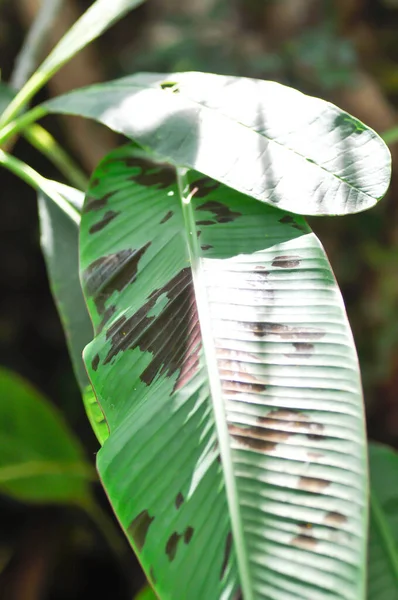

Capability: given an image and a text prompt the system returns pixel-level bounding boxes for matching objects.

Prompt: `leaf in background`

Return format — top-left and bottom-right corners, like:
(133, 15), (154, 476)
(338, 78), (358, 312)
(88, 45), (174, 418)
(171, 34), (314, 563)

(80, 144), (368, 599)
(39, 0), (147, 77)
(38, 181), (108, 444)
(368, 442), (398, 599)
(0, 367), (93, 504)
(0, 0), (148, 129)
(0, 82), (15, 114)
(45, 71), (391, 216)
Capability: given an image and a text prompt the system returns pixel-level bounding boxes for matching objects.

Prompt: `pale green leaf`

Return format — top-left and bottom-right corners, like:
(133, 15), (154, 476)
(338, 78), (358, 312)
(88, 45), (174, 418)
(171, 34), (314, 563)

(45, 71), (391, 216)
(38, 182), (109, 445)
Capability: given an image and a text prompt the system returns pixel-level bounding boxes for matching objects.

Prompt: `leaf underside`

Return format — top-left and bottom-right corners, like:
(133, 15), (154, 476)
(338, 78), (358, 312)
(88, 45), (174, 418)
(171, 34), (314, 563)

(45, 71), (391, 217)
(38, 183), (108, 445)
(80, 144), (367, 599)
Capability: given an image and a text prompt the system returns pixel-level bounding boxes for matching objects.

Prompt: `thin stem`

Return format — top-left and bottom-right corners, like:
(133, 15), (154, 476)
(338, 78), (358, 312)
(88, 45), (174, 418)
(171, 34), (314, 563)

(0, 105), (46, 146)
(80, 498), (125, 559)
(0, 149), (80, 225)
(11, 0), (65, 90)
(24, 124), (88, 190)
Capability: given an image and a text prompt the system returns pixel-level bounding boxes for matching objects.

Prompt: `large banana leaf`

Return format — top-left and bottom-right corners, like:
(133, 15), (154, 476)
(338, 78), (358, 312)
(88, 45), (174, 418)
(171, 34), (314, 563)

(45, 71), (391, 216)
(368, 442), (398, 599)
(80, 144), (367, 599)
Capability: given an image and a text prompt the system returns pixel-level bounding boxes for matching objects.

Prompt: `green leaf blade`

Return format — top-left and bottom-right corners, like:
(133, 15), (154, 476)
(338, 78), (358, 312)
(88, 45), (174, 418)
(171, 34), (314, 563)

(0, 367), (92, 504)
(45, 72), (391, 216)
(368, 443), (398, 600)
(80, 145), (368, 598)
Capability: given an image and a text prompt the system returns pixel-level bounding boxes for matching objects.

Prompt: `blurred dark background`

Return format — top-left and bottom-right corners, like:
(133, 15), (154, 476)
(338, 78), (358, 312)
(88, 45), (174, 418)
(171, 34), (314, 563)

(1, 0), (398, 598)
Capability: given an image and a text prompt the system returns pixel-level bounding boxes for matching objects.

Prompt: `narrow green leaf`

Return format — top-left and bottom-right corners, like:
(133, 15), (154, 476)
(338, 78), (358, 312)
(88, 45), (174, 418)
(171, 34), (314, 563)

(39, 0), (147, 76)
(38, 182), (109, 445)
(80, 144), (368, 599)
(0, 0), (147, 127)
(368, 442), (398, 599)
(45, 71), (391, 216)
(0, 367), (93, 503)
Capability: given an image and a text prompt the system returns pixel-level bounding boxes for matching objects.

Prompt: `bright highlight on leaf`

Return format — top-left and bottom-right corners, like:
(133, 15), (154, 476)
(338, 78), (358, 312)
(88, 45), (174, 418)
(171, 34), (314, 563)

(45, 71), (391, 216)
(79, 144), (368, 599)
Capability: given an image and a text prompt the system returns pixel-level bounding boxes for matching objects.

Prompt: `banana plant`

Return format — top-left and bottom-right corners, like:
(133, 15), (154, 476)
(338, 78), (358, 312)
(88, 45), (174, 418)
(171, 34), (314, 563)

(38, 72), (390, 599)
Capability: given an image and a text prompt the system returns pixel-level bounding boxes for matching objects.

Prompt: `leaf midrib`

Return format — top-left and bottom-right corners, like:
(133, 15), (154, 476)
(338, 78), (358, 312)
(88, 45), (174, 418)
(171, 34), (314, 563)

(177, 168), (254, 600)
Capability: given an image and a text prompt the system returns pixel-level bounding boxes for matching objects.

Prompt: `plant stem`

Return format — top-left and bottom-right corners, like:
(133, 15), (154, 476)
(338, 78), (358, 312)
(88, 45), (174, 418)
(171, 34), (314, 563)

(0, 72), (46, 129)
(11, 0), (65, 90)
(24, 124), (88, 190)
(0, 105), (46, 146)
(0, 149), (80, 224)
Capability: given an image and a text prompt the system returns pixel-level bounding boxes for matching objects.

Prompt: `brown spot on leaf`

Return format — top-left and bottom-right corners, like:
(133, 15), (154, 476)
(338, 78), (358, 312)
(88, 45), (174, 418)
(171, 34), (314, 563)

(298, 476), (330, 493)
(248, 322), (325, 341)
(272, 255), (302, 268)
(222, 379), (267, 394)
(232, 588), (242, 600)
(279, 215), (294, 225)
(91, 354), (100, 371)
(160, 210), (174, 224)
(285, 342), (315, 359)
(103, 269), (201, 391)
(83, 242), (151, 321)
(228, 424), (286, 453)
(128, 510), (154, 551)
(307, 451), (324, 460)
(84, 192), (113, 213)
(197, 200), (242, 223)
(126, 156), (175, 189)
(184, 527), (194, 544)
(292, 534), (317, 550)
(201, 244), (213, 251)
(175, 492), (184, 509)
(258, 409), (325, 441)
(166, 532), (181, 561)
(89, 210), (120, 234)
(197, 220), (215, 226)
(324, 511), (347, 527)
(97, 305), (116, 334)
(220, 532), (232, 580)
(191, 177), (221, 198)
